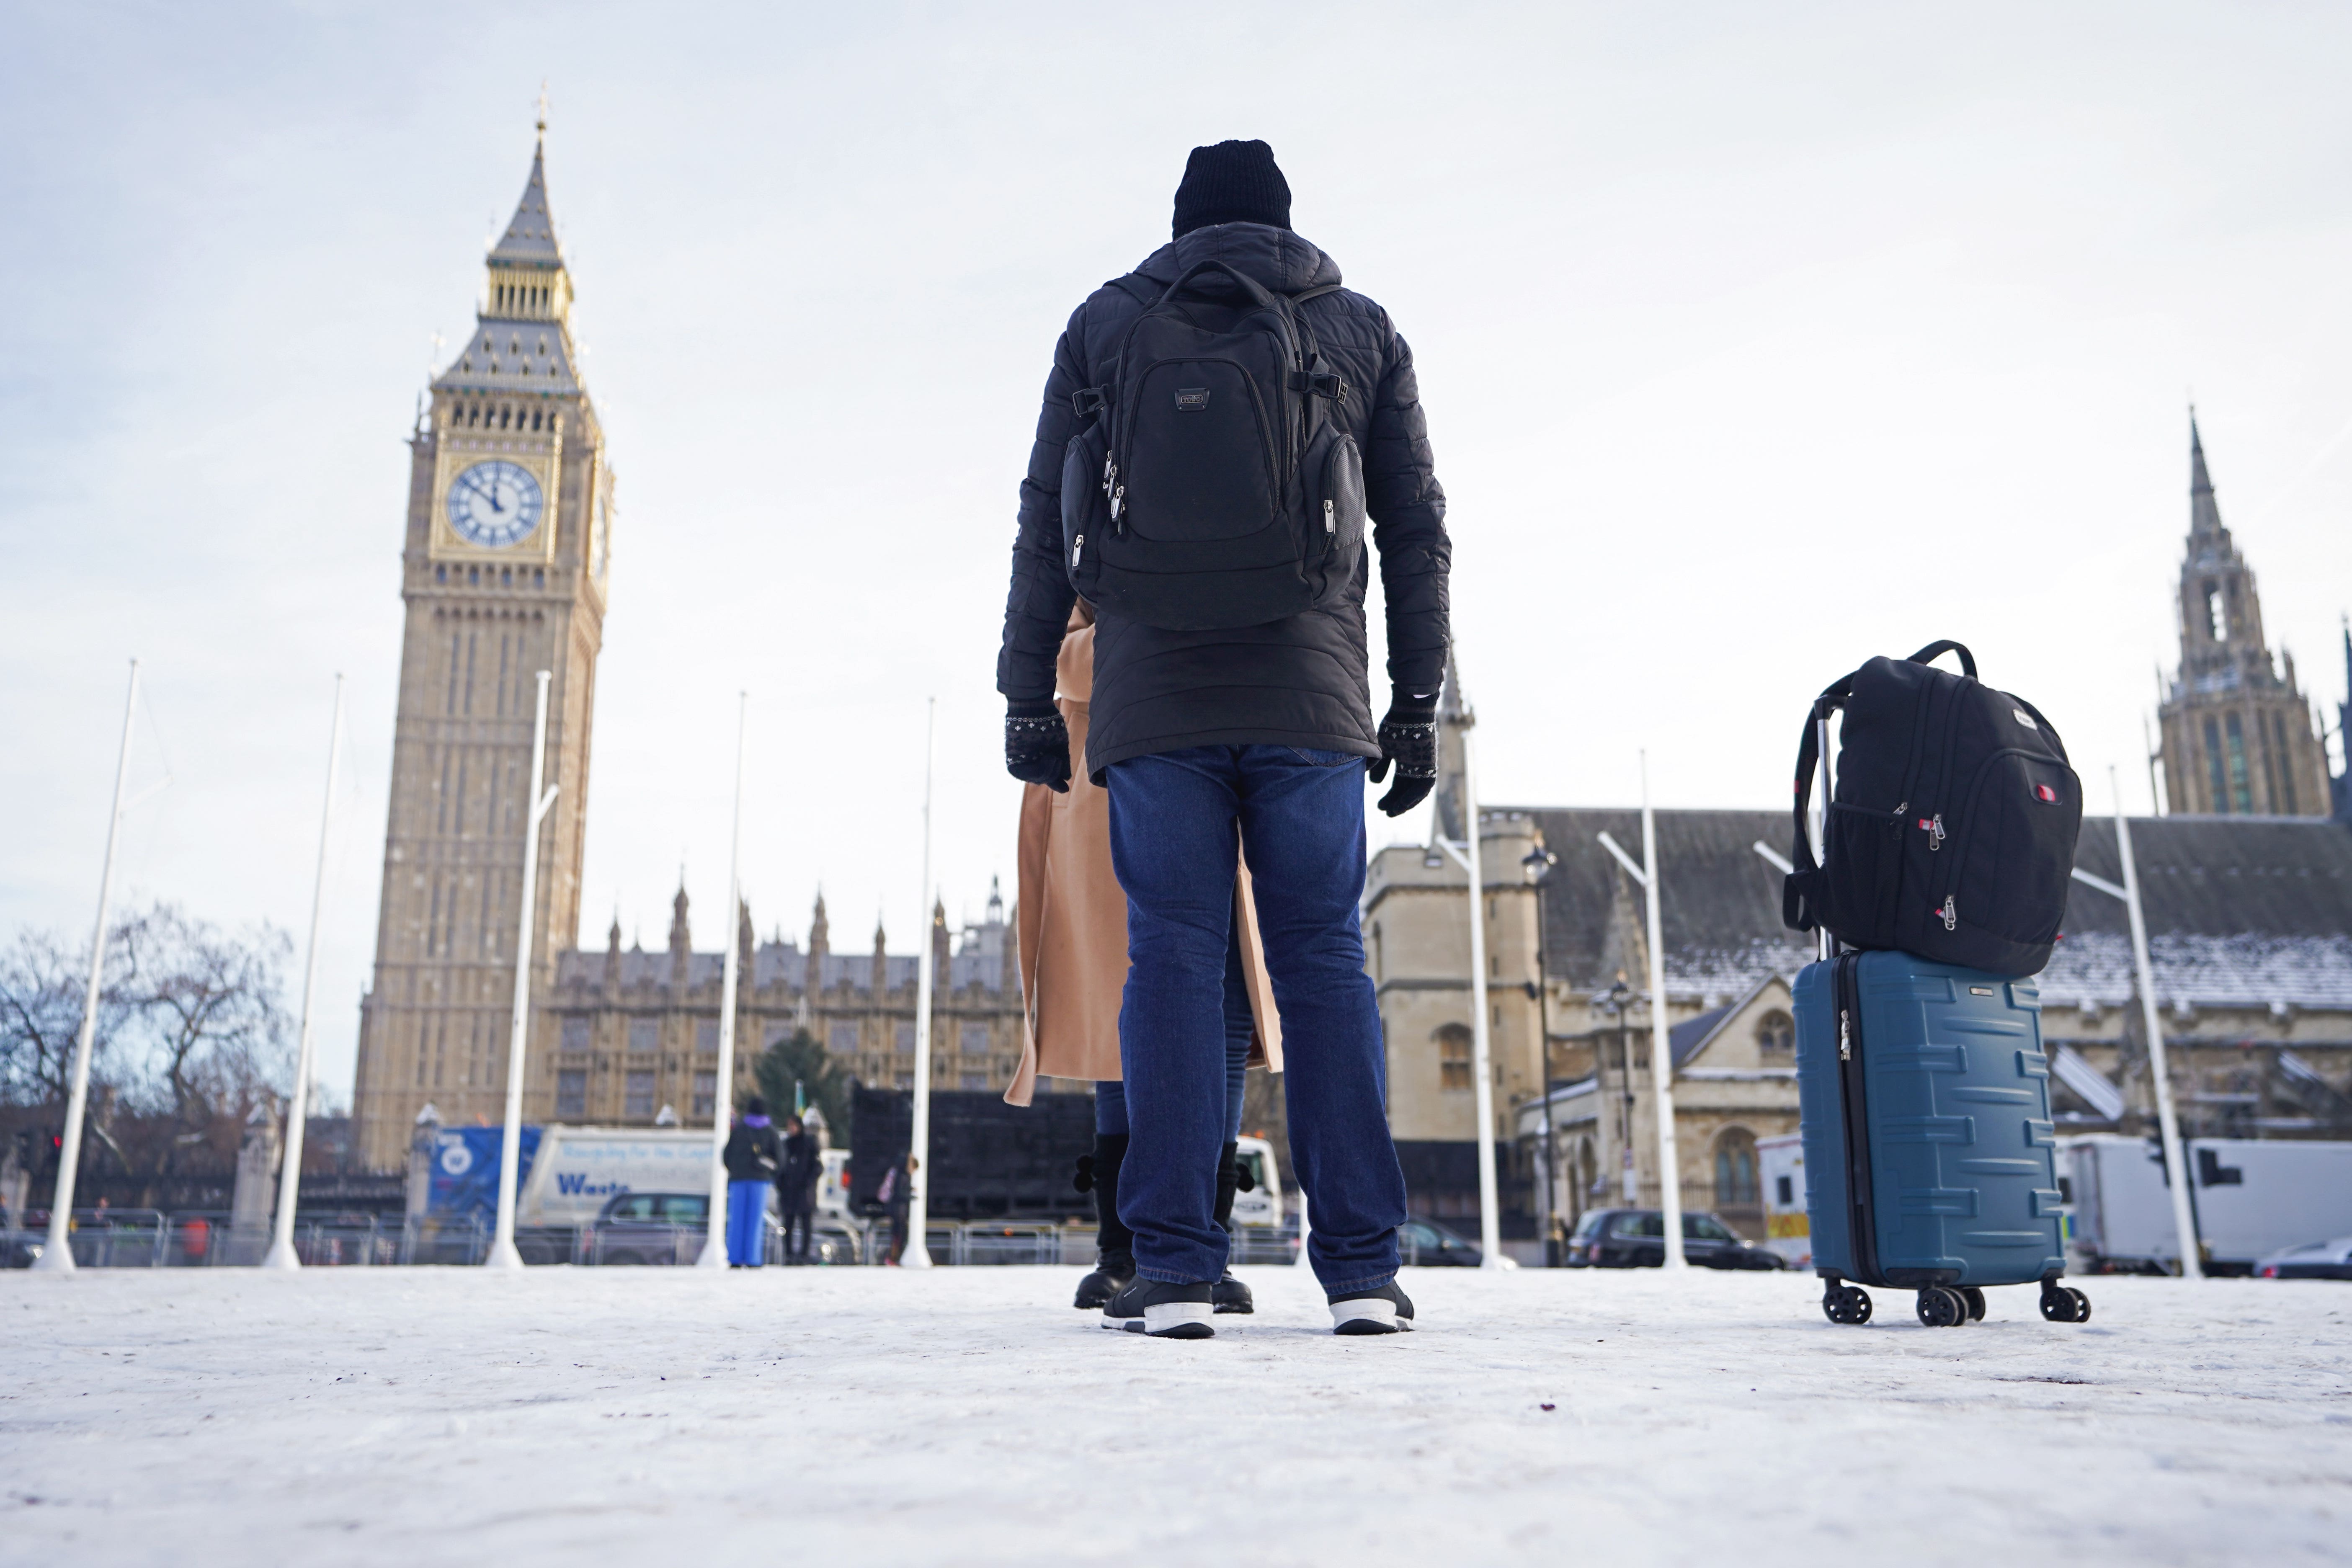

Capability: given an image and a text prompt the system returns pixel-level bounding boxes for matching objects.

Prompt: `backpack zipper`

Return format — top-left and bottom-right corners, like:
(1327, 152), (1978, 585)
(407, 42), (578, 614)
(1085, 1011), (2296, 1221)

(1939, 895), (1957, 932)
(1924, 812), (1945, 851)
(1071, 534), (1085, 572)
(1323, 498), (1335, 536)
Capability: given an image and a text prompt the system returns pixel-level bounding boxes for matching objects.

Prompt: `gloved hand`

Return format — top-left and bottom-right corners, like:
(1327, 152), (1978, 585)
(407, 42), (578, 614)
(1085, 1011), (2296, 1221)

(1006, 699), (1071, 793)
(1367, 693), (1438, 817)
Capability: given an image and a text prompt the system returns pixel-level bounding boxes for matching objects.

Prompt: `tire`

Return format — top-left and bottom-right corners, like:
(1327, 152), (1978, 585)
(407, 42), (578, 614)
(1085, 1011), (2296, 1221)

(2039, 1285), (2079, 1322)
(1960, 1286), (1986, 1321)
(2068, 1288), (2092, 1323)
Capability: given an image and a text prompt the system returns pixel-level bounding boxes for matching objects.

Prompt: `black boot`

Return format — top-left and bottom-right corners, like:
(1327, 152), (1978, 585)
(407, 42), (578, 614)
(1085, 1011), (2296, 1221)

(1212, 1139), (1253, 1315)
(1073, 1133), (1135, 1309)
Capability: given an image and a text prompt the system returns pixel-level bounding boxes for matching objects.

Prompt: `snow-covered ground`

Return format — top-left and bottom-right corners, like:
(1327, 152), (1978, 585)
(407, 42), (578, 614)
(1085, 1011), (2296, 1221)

(4, 1266), (2346, 1565)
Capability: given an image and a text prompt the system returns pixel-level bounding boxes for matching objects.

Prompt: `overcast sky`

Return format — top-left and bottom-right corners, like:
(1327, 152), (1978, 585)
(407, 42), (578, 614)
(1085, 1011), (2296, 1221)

(5, 3), (2350, 1107)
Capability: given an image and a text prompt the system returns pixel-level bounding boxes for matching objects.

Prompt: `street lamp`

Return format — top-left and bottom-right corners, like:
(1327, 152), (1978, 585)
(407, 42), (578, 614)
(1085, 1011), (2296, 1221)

(1521, 840), (1560, 1264)
(1598, 979), (1635, 1205)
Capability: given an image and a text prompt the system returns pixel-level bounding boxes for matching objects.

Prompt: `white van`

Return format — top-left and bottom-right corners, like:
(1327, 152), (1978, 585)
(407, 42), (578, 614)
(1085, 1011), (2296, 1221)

(1756, 1133), (1810, 1270)
(1230, 1136), (1285, 1228)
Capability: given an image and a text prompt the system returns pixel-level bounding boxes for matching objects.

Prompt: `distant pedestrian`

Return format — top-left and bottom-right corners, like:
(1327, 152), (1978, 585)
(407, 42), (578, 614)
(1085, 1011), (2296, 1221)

(722, 1096), (781, 1268)
(877, 1152), (915, 1265)
(775, 1114), (819, 1264)
(997, 139), (1447, 1337)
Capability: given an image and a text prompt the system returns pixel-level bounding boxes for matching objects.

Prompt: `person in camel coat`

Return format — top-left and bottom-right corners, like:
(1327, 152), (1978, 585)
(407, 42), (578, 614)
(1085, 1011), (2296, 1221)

(1006, 603), (1282, 1314)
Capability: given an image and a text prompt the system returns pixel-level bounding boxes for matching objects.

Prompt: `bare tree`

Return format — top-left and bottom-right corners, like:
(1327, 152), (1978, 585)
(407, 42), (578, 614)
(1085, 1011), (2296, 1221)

(114, 907), (292, 1176)
(0, 926), (139, 1106)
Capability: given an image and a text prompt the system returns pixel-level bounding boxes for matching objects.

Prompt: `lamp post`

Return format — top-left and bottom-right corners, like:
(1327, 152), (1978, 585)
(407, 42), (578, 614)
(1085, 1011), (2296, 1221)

(262, 676), (344, 1271)
(1599, 979), (1635, 1205)
(486, 672), (558, 1271)
(1521, 840), (1559, 1265)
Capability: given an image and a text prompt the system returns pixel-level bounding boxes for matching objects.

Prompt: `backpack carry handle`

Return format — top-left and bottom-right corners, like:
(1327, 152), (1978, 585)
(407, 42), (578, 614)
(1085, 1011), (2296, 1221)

(1154, 258), (1282, 313)
(1906, 640), (1977, 679)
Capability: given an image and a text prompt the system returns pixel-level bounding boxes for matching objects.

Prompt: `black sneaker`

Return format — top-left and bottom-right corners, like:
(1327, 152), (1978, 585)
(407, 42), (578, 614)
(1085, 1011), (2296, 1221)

(1211, 1267), (1254, 1315)
(1327, 1280), (1415, 1335)
(1101, 1278), (1216, 1338)
(1074, 1253), (1135, 1310)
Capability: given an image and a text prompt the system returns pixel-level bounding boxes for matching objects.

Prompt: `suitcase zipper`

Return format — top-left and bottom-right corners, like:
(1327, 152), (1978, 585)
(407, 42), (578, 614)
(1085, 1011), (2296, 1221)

(1832, 953), (1884, 1286)
(1838, 1008), (1851, 1062)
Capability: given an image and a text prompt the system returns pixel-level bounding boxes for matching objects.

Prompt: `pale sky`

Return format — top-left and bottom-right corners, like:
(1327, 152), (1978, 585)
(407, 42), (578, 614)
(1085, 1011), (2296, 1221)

(5, 2), (2350, 1108)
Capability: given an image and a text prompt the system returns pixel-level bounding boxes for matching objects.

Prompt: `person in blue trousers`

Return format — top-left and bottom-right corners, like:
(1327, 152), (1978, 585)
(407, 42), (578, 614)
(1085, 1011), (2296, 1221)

(722, 1096), (781, 1268)
(996, 140), (1451, 1338)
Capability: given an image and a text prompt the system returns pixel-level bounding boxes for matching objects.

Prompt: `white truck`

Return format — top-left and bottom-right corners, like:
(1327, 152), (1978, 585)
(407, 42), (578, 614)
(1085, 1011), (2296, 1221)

(1756, 1133), (1811, 1270)
(512, 1125), (731, 1226)
(2063, 1135), (2352, 1275)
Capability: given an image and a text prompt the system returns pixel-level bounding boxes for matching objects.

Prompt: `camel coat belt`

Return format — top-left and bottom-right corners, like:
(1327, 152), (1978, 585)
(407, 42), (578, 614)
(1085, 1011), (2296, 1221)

(1004, 616), (1284, 1106)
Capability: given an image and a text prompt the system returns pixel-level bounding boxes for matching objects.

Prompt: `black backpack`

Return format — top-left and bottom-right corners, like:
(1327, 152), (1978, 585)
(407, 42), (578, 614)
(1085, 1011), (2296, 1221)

(1060, 261), (1362, 630)
(1782, 640), (2083, 977)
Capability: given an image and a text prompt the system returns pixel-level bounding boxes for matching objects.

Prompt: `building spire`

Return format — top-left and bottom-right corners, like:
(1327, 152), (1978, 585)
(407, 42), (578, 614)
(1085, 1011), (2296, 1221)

(490, 134), (563, 269)
(2189, 410), (2224, 540)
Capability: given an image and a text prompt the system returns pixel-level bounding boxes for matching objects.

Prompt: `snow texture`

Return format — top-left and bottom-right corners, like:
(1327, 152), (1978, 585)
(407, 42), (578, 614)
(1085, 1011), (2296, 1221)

(4, 1267), (2347, 1565)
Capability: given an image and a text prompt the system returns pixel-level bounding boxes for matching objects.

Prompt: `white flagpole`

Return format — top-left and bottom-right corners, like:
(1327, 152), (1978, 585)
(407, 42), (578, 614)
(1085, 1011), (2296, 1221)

(697, 693), (750, 1268)
(1641, 751), (1687, 1270)
(1462, 726), (1504, 1269)
(486, 671), (557, 1270)
(263, 676), (345, 1271)
(2112, 767), (2202, 1280)
(34, 660), (140, 1274)
(903, 698), (938, 1268)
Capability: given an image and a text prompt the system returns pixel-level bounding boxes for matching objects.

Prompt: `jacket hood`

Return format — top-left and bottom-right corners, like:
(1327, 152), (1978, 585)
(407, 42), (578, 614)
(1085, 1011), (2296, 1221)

(1131, 222), (1341, 297)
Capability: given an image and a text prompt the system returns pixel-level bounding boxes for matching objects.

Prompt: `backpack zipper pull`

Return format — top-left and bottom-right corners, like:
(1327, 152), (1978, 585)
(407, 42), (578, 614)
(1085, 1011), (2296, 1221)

(1109, 485), (1125, 528)
(1838, 1009), (1851, 1062)
(1939, 895), (1957, 932)
(1102, 457), (1116, 498)
(1926, 812), (1945, 851)
(1323, 498), (1335, 535)
(1071, 534), (1084, 571)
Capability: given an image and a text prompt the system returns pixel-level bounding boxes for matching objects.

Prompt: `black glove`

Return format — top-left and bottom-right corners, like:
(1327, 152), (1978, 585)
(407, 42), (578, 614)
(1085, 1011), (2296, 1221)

(1367, 693), (1438, 817)
(1006, 699), (1070, 793)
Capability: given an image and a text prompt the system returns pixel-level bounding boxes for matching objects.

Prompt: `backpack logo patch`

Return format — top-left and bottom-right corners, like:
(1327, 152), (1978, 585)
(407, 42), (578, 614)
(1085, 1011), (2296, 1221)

(1174, 387), (1211, 412)
(2012, 708), (2038, 730)
(2034, 783), (2058, 803)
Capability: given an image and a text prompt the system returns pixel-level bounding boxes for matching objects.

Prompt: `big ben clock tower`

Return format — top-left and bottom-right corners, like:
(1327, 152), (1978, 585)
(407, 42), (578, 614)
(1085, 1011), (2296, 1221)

(352, 123), (616, 1171)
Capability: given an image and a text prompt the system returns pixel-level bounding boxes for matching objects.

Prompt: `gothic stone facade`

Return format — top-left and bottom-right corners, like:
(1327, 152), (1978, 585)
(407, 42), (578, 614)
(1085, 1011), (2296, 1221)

(2157, 420), (2331, 818)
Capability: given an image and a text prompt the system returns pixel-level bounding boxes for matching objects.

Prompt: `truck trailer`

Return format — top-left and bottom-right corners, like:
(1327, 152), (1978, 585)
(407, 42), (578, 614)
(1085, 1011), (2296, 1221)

(2063, 1135), (2352, 1275)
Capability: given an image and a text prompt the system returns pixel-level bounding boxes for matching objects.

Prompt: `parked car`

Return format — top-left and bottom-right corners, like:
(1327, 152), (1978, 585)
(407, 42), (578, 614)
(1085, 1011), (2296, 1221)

(1398, 1217), (1482, 1267)
(591, 1191), (708, 1265)
(2253, 1236), (2352, 1281)
(1565, 1207), (1785, 1270)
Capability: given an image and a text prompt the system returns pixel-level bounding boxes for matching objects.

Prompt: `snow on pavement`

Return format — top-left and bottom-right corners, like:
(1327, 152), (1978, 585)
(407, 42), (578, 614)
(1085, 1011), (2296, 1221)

(3, 1266), (2347, 1565)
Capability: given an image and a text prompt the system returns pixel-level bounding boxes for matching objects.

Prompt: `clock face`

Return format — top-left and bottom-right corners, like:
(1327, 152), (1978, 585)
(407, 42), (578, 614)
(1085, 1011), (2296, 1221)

(445, 460), (544, 548)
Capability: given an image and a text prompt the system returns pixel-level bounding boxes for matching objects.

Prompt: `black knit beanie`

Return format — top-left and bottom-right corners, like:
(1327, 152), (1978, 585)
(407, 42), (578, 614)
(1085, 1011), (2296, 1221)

(1173, 140), (1291, 238)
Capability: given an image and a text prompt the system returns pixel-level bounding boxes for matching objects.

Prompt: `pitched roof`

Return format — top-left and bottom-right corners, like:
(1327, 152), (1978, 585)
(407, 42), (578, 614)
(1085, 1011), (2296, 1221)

(489, 139), (562, 268)
(1508, 805), (2352, 1014)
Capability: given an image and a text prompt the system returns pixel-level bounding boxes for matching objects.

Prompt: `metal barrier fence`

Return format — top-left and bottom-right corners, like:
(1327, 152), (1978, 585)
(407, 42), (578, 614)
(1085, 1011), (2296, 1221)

(0, 1213), (1304, 1268)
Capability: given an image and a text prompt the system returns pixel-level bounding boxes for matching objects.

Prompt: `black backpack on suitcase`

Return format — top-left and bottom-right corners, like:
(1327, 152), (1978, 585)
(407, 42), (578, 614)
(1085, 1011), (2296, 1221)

(1060, 261), (1363, 630)
(1781, 640), (2083, 977)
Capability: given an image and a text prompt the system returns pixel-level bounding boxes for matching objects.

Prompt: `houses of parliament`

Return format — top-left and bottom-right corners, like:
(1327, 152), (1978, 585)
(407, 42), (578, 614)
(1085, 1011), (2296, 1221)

(348, 133), (2349, 1173)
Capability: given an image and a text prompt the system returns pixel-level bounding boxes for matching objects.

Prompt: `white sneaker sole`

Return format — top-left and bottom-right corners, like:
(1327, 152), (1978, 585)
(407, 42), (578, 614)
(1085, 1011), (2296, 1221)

(1101, 1300), (1215, 1336)
(1330, 1297), (1413, 1334)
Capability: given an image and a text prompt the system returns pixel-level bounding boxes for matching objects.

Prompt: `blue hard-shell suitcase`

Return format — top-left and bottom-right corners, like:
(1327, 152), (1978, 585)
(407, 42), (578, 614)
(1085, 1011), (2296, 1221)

(1794, 949), (2091, 1327)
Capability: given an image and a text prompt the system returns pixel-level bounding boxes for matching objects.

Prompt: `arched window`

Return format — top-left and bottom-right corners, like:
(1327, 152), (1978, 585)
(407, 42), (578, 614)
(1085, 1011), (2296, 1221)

(1755, 1010), (1794, 1055)
(1714, 1127), (1759, 1207)
(1436, 1024), (1473, 1092)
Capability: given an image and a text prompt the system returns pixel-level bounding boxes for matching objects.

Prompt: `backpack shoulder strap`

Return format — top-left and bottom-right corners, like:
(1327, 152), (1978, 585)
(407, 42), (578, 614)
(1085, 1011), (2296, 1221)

(1782, 671), (1859, 932)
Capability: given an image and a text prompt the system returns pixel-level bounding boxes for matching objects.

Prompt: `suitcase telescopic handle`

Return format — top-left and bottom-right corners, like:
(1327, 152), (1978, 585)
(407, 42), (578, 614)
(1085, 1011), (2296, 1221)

(1906, 640), (1978, 679)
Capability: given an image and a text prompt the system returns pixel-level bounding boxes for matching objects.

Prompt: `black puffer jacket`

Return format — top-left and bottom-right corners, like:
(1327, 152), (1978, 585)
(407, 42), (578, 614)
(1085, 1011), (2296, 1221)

(722, 1120), (780, 1182)
(996, 223), (1450, 778)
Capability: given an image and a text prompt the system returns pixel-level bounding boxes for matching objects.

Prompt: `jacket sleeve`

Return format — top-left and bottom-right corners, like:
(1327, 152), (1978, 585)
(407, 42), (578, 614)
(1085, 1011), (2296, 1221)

(1362, 322), (1451, 703)
(995, 305), (1091, 705)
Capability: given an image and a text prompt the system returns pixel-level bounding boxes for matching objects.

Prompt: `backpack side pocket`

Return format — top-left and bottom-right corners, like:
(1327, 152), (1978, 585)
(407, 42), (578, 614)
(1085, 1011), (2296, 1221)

(1060, 419), (1111, 598)
(1305, 428), (1365, 604)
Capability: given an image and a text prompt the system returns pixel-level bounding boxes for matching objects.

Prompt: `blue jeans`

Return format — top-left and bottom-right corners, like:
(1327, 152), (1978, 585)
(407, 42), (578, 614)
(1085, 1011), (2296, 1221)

(726, 1180), (767, 1266)
(1096, 921), (1252, 1142)
(1107, 744), (1405, 1292)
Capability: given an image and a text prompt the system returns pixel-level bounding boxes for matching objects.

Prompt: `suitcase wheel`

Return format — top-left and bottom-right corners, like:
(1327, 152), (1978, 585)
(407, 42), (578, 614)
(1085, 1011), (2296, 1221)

(2038, 1282), (2092, 1323)
(1960, 1286), (1987, 1322)
(1821, 1284), (1873, 1326)
(1915, 1286), (1971, 1328)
